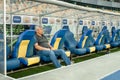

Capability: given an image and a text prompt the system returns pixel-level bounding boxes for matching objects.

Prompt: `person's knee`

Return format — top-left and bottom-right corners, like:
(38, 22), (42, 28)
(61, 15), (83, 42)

(60, 49), (65, 54)
(59, 49), (65, 52)
(59, 49), (66, 55)
(49, 50), (55, 56)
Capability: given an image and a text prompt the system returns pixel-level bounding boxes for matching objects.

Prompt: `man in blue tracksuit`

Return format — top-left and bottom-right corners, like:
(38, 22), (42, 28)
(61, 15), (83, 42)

(34, 26), (71, 68)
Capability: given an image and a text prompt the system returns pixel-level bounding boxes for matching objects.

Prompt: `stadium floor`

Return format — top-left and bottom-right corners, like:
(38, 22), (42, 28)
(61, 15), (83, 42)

(1, 51), (120, 80)
(0, 74), (13, 80)
(17, 51), (120, 80)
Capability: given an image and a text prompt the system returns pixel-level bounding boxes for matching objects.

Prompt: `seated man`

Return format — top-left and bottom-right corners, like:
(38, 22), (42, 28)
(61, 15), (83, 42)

(34, 26), (71, 68)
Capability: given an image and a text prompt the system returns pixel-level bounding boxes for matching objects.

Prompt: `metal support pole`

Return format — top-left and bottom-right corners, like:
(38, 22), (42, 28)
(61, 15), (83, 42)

(10, 1), (13, 52)
(61, 17), (63, 28)
(39, 15), (41, 26)
(76, 18), (79, 41)
(109, 15), (112, 30)
(100, 14), (104, 29)
(3, 0), (7, 76)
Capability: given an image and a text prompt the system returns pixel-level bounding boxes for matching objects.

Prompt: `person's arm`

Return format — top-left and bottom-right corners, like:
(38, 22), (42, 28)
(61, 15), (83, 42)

(34, 43), (50, 50)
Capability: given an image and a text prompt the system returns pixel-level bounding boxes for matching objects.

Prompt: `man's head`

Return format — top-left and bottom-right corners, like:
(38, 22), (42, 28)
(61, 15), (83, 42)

(35, 26), (44, 35)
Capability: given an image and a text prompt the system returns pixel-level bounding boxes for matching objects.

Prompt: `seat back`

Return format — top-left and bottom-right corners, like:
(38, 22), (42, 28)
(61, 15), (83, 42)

(50, 29), (68, 49)
(84, 30), (95, 47)
(95, 26), (110, 45)
(116, 29), (120, 41)
(64, 28), (95, 54)
(63, 27), (94, 49)
(82, 26), (88, 34)
(77, 30), (88, 48)
(78, 26), (95, 48)
(13, 30), (35, 58)
(62, 25), (70, 31)
(103, 27), (111, 44)
(50, 26), (69, 49)
(111, 27), (117, 42)
(95, 31), (104, 45)
(64, 31), (78, 50)
(77, 30), (95, 48)
(0, 33), (11, 60)
(102, 26), (107, 31)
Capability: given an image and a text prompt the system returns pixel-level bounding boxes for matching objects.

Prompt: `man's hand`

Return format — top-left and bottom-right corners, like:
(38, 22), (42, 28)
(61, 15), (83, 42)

(50, 47), (56, 50)
(48, 43), (56, 50)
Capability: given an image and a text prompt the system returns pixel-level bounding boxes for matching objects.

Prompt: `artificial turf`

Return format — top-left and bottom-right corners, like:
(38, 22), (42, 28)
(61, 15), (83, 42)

(8, 64), (55, 78)
(8, 47), (120, 78)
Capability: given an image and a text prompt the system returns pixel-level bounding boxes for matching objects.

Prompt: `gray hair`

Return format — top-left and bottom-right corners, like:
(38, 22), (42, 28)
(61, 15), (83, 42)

(35, 25), (43, 31)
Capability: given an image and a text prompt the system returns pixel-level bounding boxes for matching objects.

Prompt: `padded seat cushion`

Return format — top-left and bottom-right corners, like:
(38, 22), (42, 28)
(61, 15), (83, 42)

(19, 56), (40, 66)
(70, 48), (86, 55)
(0, 58), (20, 71)
(95, 45), (104, 51)
(105, 44), (110, 49)
(111, 42), (119, 47)
(7, 58), (20, 71)
(89, 46), (96, 52)
(65, 51), (71, 57)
